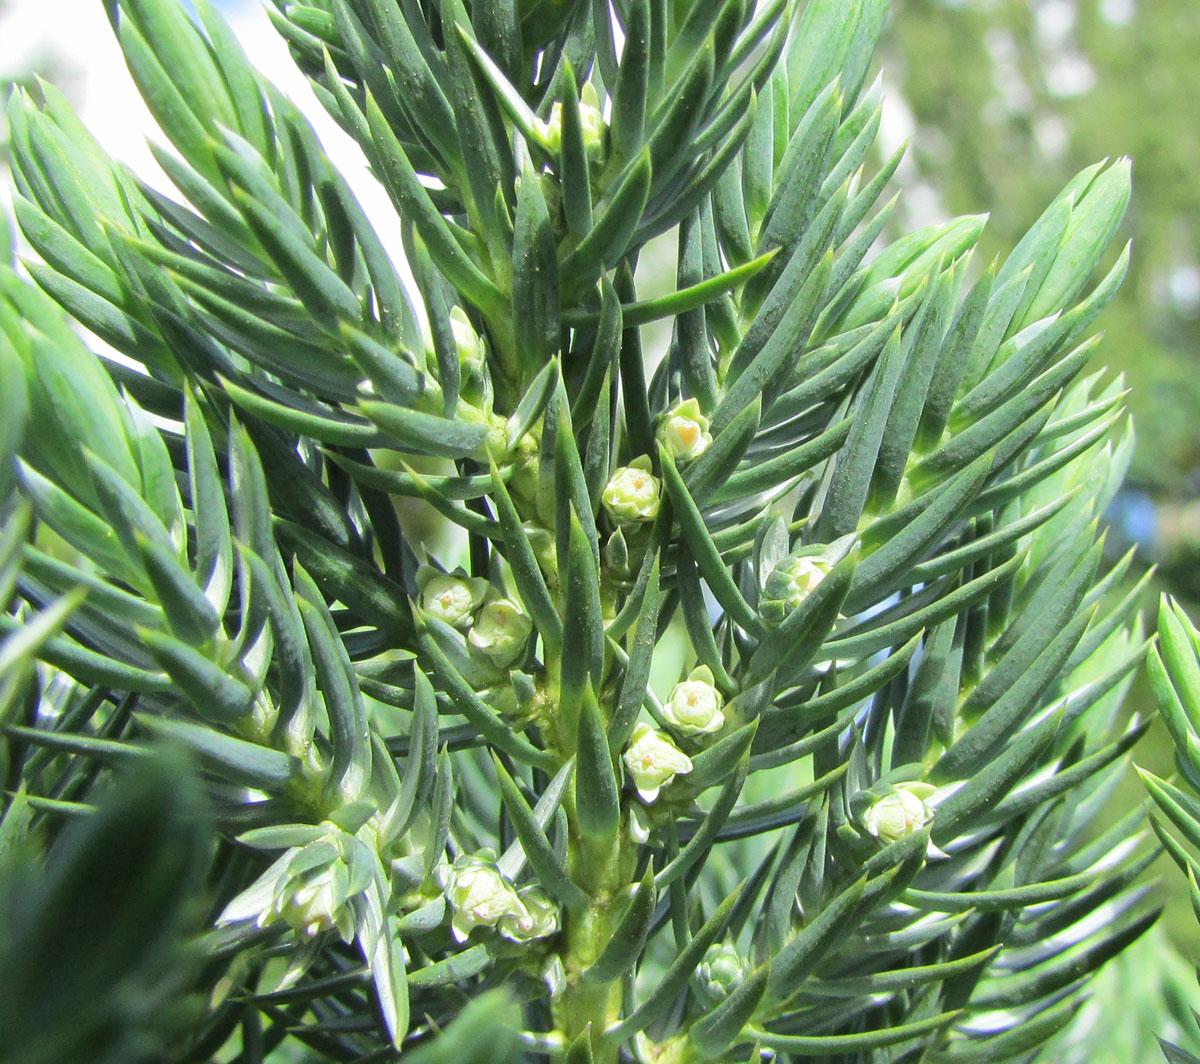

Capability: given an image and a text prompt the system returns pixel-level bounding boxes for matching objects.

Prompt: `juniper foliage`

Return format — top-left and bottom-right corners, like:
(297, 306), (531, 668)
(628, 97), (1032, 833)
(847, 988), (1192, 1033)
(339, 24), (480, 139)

(1139, 599), (1200, 1064)
(0, 0), (1158, 1061)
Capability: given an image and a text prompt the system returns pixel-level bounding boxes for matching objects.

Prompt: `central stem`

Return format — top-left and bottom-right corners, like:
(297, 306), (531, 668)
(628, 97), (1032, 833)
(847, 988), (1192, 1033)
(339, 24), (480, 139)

(505, 412), (635, 1062)
(556, 823), (630, 1064)
(559, 905), (623, 1061)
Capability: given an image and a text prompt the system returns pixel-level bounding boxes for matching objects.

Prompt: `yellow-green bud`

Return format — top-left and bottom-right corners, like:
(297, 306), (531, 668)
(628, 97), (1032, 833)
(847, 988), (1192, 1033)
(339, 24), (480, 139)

(769, 555), (831, 602)
(217, 831), (367, 945)
(500, 886), (559, 943)
(761, 552), (833, 627)
(539, 82), (606, 162)
(419, 571), (488, 629)
(449, 306), (486, 370)
(468, 598), (533, 666)
(663, 665), (725, 736)
(697, 940), (750, 1001)
(623, 722), (693, 802)
(602, 455), (661, 524)
(862, 782), (937, 843)
(443, 852), (527, 943)
(656, 398), (713, 462)
(634, 1033), (688, 1064)
(278, 866), (354, 942)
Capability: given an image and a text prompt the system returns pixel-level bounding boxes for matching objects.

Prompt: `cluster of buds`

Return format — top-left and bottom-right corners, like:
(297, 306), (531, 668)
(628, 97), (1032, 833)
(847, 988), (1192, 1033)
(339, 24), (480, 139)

(760, 549), (833, 627)
(418, 569), (533, 668)
(623, 722), (693, 802)
(663, 665), (725, 737)
(602, 455), (661, 524)
(441, 851), (558, 944)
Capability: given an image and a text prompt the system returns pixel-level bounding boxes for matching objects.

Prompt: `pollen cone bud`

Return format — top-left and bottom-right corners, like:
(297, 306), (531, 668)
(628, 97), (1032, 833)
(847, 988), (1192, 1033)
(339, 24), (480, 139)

(602, 455), (661, 524)
(656, 398), (713, 462)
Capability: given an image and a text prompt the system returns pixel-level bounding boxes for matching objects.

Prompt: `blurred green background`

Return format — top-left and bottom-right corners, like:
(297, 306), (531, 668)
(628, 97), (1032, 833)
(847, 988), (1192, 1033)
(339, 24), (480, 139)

(880, 2), (1200, 1059)
(883, 0), (1200, 557)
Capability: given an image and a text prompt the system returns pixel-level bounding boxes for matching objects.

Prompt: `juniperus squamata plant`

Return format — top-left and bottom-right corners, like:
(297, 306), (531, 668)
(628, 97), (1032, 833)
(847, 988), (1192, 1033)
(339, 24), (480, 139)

(0, 0), (1158, 1060)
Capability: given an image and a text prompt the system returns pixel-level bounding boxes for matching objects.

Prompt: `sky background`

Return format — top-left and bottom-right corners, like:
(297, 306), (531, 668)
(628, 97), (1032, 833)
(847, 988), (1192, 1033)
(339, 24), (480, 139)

(2, 0), (258, 176)
(0, 0), (416, 325)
